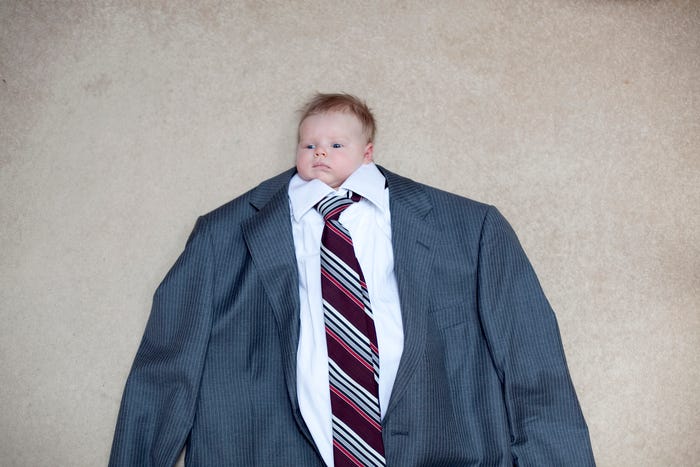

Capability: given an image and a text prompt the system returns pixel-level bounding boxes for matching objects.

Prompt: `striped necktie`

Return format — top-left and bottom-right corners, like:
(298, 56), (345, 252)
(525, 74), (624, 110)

(316, 192), (386, 467)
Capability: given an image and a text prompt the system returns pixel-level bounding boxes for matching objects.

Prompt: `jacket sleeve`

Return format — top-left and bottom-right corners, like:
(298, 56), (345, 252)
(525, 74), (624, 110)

(109, 217), (214, 466)
(476, 206), (596, 466)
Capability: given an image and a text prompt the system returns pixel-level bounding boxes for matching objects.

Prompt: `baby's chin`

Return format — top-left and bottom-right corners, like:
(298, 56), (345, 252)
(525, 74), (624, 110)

(297, 167), (331, 182)
(296, 171), (344, 189)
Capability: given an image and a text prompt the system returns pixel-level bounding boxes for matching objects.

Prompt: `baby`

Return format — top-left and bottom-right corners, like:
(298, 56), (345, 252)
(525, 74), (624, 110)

(110, 93), (595, 466)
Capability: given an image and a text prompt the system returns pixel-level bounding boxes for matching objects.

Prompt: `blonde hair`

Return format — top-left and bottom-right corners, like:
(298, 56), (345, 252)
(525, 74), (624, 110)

(298, 92), (376, 142)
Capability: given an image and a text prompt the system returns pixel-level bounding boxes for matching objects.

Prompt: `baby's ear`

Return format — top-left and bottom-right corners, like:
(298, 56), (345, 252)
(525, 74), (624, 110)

(363, 142), (374, 162)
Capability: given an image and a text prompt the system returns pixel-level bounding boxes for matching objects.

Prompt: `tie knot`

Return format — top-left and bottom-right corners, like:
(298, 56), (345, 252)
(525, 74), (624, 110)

(315, 191), (361, 221)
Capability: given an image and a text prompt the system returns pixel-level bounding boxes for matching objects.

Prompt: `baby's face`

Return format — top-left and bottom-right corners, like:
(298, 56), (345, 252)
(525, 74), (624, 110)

(296, 111), (373, 189)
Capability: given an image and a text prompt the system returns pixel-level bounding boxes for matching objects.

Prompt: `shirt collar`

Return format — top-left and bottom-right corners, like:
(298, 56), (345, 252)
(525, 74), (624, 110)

(288, 162), (387, 222)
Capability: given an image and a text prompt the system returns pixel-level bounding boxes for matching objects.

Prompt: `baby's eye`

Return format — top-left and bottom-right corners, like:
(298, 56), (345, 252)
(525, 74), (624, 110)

(331, 143), (343, 149)
(305, 144), (316, 149)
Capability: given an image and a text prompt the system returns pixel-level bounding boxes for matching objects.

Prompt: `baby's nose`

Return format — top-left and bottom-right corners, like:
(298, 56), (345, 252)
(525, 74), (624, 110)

(314, 147), (326, 157)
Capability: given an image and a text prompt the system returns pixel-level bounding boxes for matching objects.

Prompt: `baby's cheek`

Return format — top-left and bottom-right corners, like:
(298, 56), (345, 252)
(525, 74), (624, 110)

(294, 156), (310, 180)
(295, 163), (313, 181)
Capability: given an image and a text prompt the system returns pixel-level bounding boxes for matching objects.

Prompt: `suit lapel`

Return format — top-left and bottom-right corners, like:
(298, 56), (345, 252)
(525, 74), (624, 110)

(240, 166), (437, 440)
(240, 170), (316, 445)
(379, 167), (437, 418)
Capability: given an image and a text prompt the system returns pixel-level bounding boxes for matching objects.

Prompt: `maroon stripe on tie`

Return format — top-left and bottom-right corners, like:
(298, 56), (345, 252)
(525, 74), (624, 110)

(325, 328), (374, 372)
(321, 269), (365, 309)
(333, 441), (364, 467)
(329, 386), (383, 432)
(316, 192), (385, 467)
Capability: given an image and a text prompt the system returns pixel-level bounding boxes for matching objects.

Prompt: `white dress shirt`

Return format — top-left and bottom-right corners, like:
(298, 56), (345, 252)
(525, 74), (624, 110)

(288, 163), (404, 466)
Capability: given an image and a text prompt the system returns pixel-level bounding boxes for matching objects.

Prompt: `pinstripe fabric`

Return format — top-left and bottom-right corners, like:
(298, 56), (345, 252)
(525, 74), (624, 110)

(110, 166), (594, 466)
(316, 192), (385, 467)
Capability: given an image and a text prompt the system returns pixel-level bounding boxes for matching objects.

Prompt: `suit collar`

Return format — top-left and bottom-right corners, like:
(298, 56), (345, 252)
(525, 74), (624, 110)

(379, 165), (432, 220)
(247, 167), (296, 211)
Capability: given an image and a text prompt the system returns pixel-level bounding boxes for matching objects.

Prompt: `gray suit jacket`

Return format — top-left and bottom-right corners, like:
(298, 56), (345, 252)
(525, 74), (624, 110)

(110, 166), (595, 466)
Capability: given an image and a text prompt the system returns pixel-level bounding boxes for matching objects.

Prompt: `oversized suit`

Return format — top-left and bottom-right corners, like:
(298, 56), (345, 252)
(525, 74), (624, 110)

(109, 166), (595, 466)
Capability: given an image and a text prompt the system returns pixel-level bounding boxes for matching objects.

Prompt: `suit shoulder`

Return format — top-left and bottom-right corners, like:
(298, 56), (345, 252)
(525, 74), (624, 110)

(197, 168), (295, 228)
(421, 184), (495, 239)
(423, 183), (490, 212)
(383, 166), (491, 216)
